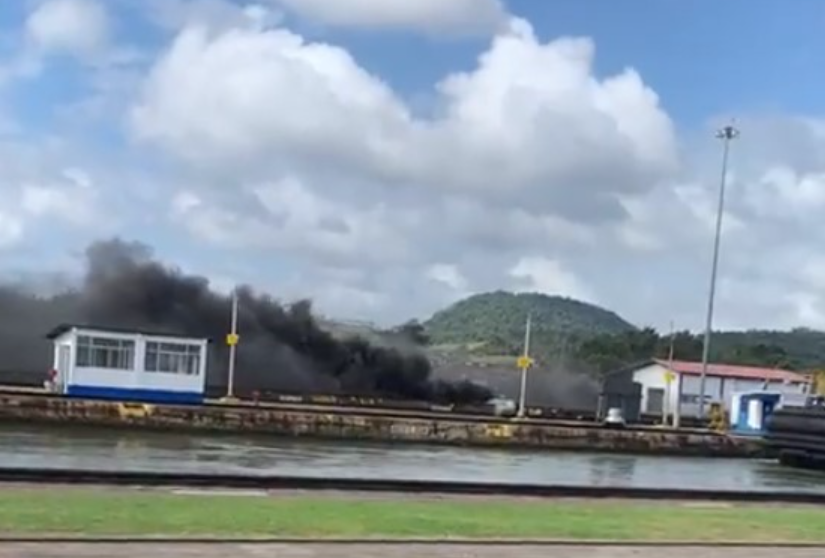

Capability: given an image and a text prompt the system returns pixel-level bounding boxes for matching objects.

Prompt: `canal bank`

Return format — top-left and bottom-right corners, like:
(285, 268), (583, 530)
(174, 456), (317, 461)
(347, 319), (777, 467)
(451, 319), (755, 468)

(0, 392), (761, 457)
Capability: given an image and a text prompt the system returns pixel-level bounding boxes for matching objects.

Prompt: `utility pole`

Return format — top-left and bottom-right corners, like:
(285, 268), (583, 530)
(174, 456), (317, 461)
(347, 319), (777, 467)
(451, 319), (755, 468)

(698, 122), (739, 419)
(665, 320), (675, 425)
(225, 289), (240, 400)
(516, 312), (533, 418)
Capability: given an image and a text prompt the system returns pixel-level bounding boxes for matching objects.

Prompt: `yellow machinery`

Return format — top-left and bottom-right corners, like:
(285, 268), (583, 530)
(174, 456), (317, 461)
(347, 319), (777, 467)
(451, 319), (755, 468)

(708, 402), (727, 432)
(809, 371), (825, 397)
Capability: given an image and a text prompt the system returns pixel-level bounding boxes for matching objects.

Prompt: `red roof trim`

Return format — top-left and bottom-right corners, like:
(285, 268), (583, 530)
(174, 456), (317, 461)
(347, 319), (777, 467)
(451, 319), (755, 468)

(652, 359), (809, 383)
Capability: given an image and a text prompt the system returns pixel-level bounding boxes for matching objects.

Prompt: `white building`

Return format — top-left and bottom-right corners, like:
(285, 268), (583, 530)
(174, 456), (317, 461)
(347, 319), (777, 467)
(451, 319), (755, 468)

(630, 359), (809, 420)
(47, 324), (209, 404)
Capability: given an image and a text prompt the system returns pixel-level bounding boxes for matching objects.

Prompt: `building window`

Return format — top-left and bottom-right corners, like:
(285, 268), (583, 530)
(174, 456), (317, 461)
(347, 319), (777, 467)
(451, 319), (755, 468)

(680, 394), (713, 405)
(144, 341), (201, 376)
(76, 336), (135, 370)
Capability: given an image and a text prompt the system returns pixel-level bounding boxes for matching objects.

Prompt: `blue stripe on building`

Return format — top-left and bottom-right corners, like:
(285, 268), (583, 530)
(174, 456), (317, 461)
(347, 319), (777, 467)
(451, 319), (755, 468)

(65, 385), (204, 405)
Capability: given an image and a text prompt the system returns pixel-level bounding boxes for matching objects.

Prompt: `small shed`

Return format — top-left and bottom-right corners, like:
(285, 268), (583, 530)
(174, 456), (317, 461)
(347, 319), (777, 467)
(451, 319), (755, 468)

(46, 324), (209, 405)
(599, 368), (642, 423)
(730, 391), (810, 435)
(730, 392), (781, 435)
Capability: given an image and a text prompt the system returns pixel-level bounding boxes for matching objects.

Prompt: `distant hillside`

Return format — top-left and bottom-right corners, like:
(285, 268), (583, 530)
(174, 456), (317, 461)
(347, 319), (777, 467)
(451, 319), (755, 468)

(689, 328), (825, 371)
(424, 291), (636, 363)
(575, 326), (825, 374)
(422, 292), (825, 374)
(303, 298), (825, 376)
(711, 328), (825, 370)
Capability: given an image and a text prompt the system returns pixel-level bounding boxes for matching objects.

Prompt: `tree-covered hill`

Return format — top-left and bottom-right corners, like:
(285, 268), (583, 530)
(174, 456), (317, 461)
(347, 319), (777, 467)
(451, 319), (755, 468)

(712, 328), (825, 370)
(422, 291), (825, 373)
(424, 291), (636, 363)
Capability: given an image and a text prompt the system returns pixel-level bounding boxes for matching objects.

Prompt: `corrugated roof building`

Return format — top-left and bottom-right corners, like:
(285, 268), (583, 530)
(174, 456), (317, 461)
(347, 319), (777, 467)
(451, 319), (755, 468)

(654, 359), (806, 383)
(607, 358), (810, 421)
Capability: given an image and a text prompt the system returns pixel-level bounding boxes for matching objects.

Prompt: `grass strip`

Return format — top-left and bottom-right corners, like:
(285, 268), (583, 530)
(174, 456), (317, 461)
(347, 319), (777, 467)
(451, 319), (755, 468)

(1, 488), (825, 542)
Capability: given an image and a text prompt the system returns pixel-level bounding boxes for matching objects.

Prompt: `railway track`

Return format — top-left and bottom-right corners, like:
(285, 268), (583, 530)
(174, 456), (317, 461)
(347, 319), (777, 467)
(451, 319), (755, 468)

(0, 386), (712, 436)
(1, 467), (822, 504)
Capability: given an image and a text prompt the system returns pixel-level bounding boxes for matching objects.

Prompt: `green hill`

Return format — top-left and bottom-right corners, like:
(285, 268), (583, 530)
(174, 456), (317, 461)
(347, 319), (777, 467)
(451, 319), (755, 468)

(422, 291), (825, 374)
(315, 291), (825, 375)
(424, 291), (636, 363)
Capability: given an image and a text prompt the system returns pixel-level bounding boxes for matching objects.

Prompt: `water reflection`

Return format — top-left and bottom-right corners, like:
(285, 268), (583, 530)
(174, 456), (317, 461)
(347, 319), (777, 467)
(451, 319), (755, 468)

(589, 455), (637, 487)
(1, 423), (824, 493)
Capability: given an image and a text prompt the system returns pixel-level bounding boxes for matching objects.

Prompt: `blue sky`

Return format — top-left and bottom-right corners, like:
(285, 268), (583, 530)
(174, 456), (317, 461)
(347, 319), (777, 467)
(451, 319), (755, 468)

(2, 0), (825, 331)
(332, 0), (825, 124)
(512, 0), (825, 120)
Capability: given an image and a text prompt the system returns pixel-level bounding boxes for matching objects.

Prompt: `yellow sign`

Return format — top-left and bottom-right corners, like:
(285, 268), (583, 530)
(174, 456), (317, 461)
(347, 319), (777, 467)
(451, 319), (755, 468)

(226, 333), (239, 346)
(117, 403), (154, 419)
(664, 370), (676, 383)
(517, 355), (534, 369)
(484, 424), (513, 439)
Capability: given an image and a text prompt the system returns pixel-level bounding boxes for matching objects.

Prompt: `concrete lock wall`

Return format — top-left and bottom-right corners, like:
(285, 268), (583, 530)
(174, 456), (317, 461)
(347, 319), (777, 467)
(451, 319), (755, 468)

(0, 393), (762, 457)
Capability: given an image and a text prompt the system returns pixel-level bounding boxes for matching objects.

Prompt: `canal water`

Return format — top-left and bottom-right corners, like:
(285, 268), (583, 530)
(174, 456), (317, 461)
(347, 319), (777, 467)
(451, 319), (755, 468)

(2, 424), (825, 493)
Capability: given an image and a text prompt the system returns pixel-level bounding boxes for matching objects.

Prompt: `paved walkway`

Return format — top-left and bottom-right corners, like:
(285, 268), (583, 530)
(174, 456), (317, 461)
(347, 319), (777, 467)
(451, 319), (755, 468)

(1, 543), (823, 558)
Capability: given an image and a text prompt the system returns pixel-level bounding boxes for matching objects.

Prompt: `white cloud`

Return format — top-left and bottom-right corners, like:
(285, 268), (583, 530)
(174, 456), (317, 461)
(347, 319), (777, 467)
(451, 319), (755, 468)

(170, 176), (414, 267)
(424, 21), (677, 207)
(19, 168), (101, 227)
(132, 17), (677, 219)
(26, 0), (111, 57)
(614, 179), (747, 256)
(250, 177), (410, 264)
(9, 3), (825, 332)
(426, 263), (468, 292)
(0, 213), (24, 249)
(309, 282), (388, 320)
(132, 24), (411, 179)
(123, 14), (692, 324)
(273, 0), (508, 35)
(169, 189), (270, 247)
(0, 133), (111, 248)
(743, 166), (825, 218)
(788, 292), (825, 329)
(509, 256), (594, 303)
(144, 0), (282, 33)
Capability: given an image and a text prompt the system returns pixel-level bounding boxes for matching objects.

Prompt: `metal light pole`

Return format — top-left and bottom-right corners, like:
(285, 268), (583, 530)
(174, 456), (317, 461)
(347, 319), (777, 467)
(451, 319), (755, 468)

(665, 320), (675, 425)
(516, 312), (532, 418)
(225, 289), (239, 400)
(698, 123), (739, 419)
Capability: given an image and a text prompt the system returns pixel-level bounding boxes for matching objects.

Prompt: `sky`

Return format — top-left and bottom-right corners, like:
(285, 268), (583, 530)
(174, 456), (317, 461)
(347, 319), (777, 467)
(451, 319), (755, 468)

(2, 0), (825, 332)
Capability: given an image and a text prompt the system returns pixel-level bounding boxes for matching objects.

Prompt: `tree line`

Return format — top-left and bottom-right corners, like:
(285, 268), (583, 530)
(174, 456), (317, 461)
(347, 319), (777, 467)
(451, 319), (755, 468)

(573, 327), (805, 374)
(401, 318), (825, 376)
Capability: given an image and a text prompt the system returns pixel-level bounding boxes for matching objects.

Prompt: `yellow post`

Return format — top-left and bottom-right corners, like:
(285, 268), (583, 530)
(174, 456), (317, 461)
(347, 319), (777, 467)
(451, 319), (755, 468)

(663, 370), (675, 426)
(813, 371), (825, 396)
(223, 290), (240, 401)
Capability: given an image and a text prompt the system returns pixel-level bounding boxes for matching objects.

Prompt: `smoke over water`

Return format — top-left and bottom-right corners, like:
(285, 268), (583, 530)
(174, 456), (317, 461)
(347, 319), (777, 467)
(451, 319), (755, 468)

(434, 360), (599, 411)
(0, 239), (492, 404)
(527, 365), (600, 410)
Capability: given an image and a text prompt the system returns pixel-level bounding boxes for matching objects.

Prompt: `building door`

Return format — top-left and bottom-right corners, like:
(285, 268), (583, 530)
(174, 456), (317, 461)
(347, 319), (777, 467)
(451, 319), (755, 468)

(738, 397), (750, 428)
(646, 388), (665, 414)
(56, 344), (71, 393)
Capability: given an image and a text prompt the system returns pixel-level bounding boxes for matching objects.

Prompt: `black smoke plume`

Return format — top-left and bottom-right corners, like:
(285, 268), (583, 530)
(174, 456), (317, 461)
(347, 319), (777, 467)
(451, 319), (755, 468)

(0, 239), (492, 404)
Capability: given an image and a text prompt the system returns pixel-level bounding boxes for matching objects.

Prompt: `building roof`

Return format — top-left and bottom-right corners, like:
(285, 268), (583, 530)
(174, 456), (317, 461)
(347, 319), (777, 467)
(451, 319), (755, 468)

(653, 358), (808, 383)
(46, 323), (210, 342)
